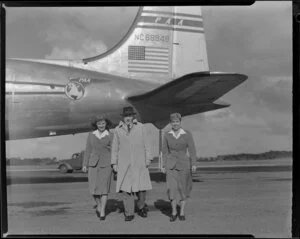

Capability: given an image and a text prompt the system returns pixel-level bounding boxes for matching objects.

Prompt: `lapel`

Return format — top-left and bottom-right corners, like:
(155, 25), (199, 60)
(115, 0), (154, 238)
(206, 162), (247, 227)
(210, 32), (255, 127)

(168, 128), (186, 140)
(118, 120), (138, 136)
(92, 130), (109, 140)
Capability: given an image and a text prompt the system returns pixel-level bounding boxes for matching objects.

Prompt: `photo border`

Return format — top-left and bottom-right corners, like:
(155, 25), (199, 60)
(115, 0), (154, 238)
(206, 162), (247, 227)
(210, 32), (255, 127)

(1, 0), (297, 238)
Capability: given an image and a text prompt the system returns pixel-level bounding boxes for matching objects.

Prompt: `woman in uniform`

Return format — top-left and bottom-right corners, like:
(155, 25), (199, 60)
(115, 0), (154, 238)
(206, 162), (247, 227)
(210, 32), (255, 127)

(161, 113), (197, 222)
(82, 115), (113, 220)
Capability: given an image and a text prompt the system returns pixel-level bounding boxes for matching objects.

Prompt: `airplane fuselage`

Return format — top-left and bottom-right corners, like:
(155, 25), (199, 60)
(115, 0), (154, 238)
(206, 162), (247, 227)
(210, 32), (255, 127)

(5, 6), (248, 140)
(5, 59), (160, 140)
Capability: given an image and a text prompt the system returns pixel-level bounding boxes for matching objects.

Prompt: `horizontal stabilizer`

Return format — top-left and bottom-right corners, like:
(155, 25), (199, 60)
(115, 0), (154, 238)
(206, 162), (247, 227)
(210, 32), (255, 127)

(128, 72), (247, 106)
(127, 72), (247, 128)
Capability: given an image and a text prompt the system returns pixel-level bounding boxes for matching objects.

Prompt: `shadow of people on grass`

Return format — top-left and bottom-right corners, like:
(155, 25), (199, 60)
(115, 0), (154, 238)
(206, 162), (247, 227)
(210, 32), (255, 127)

(154, 199), (173, 218)
(149, 172), (166, 183)
(105, 199), (124, 216)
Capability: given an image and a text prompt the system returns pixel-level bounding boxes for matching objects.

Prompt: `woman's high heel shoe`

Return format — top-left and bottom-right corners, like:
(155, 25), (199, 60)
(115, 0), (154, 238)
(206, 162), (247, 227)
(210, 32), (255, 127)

(179, 215), (186, 221)
(170, 214), (177, 222)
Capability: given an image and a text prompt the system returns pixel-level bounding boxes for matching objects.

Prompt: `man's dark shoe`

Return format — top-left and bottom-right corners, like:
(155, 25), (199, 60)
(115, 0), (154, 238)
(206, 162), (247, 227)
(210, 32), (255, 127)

(125, 215), (134, 221)
(178, 215), (186, 221)
(137, 205), (148, 218)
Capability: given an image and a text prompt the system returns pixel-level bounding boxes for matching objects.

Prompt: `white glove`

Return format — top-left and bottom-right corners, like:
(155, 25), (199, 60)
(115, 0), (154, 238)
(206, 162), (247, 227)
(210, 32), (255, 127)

(113, 165), (118, 173)
(82, 166), (88, 173)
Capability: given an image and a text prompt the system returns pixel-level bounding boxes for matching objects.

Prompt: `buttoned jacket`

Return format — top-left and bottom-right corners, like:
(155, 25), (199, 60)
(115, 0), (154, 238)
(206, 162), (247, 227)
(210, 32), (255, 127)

(83, 130), (113, 168)
(162, 129), (197, 170)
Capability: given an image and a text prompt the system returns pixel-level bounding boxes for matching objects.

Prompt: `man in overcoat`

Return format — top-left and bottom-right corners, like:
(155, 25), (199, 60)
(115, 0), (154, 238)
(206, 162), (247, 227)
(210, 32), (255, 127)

(111, 106), (152, 221)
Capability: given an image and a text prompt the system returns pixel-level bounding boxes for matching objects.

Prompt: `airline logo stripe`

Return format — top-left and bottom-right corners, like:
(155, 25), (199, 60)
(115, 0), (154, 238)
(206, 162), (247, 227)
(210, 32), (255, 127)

(139, 16), (203, 28)
(137, 23), (204, 32)
(136, 25), (204, 34)
(128, 46), (169, 74)
(141, 12), (202, 22)
(142, 10), (203, 19)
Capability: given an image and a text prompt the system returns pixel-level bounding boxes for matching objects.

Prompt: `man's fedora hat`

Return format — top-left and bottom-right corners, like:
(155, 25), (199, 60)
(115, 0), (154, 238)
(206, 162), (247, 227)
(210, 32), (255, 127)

(121, 106), (137, 117)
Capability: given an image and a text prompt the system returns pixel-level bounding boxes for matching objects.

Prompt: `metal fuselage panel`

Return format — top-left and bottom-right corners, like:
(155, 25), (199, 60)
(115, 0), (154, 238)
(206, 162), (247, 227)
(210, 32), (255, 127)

(5, 59), (159, 140)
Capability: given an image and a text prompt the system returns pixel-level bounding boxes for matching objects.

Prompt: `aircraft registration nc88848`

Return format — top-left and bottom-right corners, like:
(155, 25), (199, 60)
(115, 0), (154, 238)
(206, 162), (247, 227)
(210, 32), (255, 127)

(5, 6), (247, 140)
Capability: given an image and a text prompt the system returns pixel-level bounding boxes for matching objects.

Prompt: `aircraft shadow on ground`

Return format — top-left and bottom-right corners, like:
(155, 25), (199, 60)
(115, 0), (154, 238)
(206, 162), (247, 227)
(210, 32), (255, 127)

(6, 176), (88, 185)
(8, 201), (72, 209)
(150, 172), (203, 183)
(6, 172), (203, 185)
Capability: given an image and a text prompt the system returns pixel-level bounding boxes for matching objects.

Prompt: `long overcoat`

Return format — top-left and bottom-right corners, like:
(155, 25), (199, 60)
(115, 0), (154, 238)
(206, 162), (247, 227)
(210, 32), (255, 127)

(111, 121), (152, 193)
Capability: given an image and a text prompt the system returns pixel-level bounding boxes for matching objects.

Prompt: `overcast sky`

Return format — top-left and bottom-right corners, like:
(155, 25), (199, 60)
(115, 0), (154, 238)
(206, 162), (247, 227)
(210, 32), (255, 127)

(5, 2), (292, 159)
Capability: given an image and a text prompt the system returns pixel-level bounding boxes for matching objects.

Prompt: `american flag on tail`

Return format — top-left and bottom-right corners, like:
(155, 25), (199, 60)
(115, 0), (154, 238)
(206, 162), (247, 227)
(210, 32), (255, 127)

(128, 45), (169, 74)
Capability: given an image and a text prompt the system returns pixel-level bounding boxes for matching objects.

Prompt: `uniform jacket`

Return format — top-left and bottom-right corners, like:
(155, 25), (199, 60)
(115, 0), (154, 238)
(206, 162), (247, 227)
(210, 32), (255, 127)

(162, 128), (197, 170)
(111, 120), (152, 193)
(83, 130), (113, 168)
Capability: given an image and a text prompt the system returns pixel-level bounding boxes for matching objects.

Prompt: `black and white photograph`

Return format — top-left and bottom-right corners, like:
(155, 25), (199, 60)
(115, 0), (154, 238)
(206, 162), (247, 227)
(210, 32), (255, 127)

(4, 2), (292, 237)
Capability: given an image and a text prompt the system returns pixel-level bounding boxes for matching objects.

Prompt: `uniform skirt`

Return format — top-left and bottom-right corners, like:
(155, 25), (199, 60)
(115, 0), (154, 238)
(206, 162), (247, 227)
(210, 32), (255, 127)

(166, 168), (193, 201)
(88, 163), (113, 195)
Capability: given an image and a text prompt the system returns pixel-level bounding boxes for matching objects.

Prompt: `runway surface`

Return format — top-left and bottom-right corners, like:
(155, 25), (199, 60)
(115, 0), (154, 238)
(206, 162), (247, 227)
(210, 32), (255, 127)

(6, 158), (292, 237)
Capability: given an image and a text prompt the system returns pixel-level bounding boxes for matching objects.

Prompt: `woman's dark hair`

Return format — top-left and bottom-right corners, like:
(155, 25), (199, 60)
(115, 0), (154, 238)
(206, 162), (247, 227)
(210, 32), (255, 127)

(90, 115), (112, 131)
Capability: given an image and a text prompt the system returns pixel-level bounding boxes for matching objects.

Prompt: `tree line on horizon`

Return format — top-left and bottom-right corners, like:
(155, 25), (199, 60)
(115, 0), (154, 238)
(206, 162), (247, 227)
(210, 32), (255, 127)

(6, 157), (58, 166)
(6, 150), (292, 166)
(197, 150), (292, 161)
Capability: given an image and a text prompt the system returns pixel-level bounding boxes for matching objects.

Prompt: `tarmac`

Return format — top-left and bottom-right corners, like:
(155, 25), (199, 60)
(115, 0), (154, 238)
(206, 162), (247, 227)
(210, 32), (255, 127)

(5, 158), (292, 237)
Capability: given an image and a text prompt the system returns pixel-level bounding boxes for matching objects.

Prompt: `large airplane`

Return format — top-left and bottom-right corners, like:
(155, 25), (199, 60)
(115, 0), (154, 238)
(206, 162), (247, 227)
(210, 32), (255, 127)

(5, 6), (247, 141)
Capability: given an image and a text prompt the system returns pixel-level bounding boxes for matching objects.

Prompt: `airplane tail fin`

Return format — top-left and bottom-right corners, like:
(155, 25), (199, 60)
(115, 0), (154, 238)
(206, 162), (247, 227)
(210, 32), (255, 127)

(82, 6), (209, 84)
(169, 7), (209, 77)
